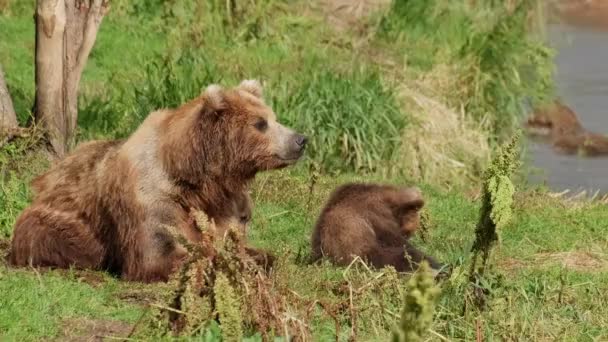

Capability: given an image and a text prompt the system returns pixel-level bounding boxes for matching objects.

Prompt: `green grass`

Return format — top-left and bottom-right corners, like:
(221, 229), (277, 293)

(0, 13), (35, 123)
(2, 167), (607, 340)
(275, 68), (406, 173)
(1, 0), (607, 341)
(0, 269), (142, 341)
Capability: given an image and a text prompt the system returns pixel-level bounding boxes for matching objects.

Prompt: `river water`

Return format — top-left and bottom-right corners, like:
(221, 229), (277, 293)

(526, 23), (608, 196)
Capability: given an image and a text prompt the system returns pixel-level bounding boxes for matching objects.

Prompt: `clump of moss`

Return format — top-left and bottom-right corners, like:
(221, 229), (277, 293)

(392, 261), (441, 342)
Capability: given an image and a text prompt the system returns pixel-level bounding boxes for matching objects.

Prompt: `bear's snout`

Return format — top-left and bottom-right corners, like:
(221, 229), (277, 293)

(294, 134), (308, 149)
(288, 133), (308, 159)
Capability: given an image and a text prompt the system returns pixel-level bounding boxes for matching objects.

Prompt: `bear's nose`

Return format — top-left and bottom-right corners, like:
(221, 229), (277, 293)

(295, 135), (308, 147)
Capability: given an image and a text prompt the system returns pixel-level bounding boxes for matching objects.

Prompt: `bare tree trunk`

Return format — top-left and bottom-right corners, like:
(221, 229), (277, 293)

(34, 0), (108, 157)
(0, 64), (18, 130)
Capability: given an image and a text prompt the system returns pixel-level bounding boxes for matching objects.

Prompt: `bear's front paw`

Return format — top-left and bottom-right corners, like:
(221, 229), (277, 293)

(245, 247), (275, 272)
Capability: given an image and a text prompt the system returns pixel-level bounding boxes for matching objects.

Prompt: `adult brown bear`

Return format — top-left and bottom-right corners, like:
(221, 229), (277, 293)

(8, 80), (307, 282)
(311, 183), (445, 275)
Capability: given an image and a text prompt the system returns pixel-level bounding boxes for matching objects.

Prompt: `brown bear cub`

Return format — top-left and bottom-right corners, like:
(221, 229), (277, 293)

(210, 189), (275, 269)
(311, 183), (445, 274)
(8, 80), (306, 282)
(205, 188), (253, 238)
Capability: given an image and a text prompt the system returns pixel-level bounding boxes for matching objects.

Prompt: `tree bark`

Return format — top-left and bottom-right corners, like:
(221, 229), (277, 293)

(34, 0), (108, 157)
(0, 64), (18, 130)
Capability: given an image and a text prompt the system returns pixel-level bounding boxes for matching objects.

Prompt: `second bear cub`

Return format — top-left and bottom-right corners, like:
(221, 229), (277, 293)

(311, 183), (444, 274)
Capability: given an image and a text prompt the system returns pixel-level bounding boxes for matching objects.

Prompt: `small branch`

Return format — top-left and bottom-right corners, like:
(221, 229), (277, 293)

(0, 64), (18, 129)
(97, 336), (137, 341)
(429, 329), (451, 342)
(127, 306), (150, 338)
(149, 303), (189, 316)
(476, 317), (483, 342)
(0, 127), (31, 148)
(73, 0), (109, 81)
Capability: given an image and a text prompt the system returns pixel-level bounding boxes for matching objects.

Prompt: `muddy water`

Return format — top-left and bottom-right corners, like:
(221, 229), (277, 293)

(526, 23), (608, 195)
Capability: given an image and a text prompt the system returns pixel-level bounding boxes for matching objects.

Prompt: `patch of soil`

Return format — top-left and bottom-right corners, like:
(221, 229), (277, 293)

(536, 251), (608, 272)
(118, 287), (165, 306)
(58, 318), (133, 342)
(499, 257), (528, 273)
(62, 269), (108, 288)
(500, 251), (608, 273)
(465, 186), (482, 201)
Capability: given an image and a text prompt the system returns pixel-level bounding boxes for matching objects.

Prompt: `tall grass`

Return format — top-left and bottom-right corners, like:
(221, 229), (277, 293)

(80, 50), (405, 175)
(459, 1), (555, 139)
(274, 67), (406, 174)
(0, 136), (47, 237)
(78, 51), (221, 139)
(74, 0), (406, 175)
(379, 0), (555, 140)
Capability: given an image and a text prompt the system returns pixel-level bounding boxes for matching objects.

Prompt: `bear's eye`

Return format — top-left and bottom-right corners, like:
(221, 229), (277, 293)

(254, 119), (268, 132)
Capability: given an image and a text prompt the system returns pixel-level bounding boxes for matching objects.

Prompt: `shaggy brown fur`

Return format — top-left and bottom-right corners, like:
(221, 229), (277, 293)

(311, 183), (444, 273)
(31, 139), (254, 237)
(229, 189), (253, 236)
(8, 80), (306, 282)
(525, 100), (608, 156)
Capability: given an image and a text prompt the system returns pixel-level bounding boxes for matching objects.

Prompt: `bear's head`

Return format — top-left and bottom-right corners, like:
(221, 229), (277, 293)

(393, 187), (424, 239)
(161, 80), (307, 185)
(214, 189), (253, 238)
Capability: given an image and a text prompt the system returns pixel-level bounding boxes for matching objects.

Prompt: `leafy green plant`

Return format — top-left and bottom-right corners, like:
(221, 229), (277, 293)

(470, 131), (521, 272)
(464, 132), (521, 313)
(392, 261), (440, 342)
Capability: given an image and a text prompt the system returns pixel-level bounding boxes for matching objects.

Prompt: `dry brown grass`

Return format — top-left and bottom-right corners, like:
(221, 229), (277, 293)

(398, 64), (491, 188)
(537, 251), (608, 272)
(0, 0), (10, 13)
(58, 318), (133, 342)
(316, 0), (391, 33)
(305, 1), (492, 187)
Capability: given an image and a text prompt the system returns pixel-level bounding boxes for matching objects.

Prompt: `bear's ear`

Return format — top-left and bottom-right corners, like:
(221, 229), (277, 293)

(202, 84), (226, 113)
(398, 187), (424, 210)
(238, 79), (263, 98)
(403, 198), (424, 210)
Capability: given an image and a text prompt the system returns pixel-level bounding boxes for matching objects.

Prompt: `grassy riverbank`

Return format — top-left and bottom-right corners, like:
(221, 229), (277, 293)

(1, 0), (606, 340)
